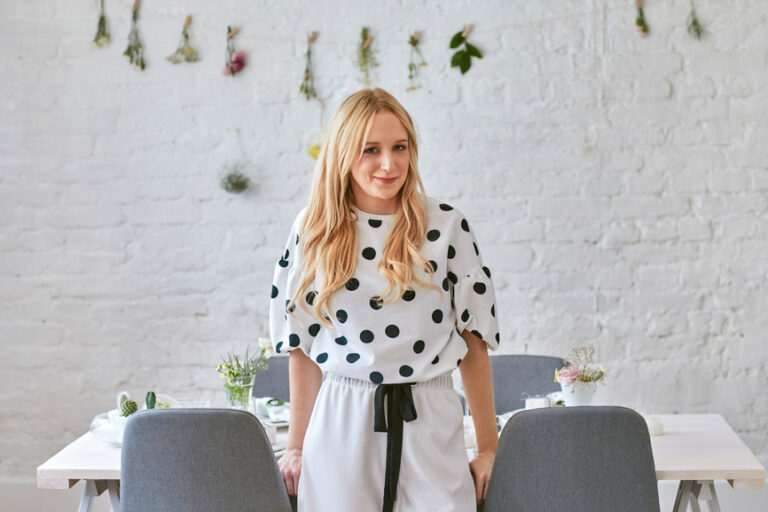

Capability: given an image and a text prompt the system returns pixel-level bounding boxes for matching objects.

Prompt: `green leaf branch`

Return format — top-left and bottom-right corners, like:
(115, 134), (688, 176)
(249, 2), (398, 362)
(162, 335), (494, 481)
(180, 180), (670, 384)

(449, 24), (482, 75)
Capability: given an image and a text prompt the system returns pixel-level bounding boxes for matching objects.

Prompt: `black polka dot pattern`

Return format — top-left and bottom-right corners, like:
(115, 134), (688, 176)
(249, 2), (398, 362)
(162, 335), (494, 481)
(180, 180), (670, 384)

(447, 271), (458, 285)
(402, 289), (416, 301)
(432, 310), (443, 323)
(483, 266), (491, 278)
(413, 340), (425, 354)
(368, 219), (382, 228)
(316, 353), (328, 364)
(473, 242), (479, 255)
(345, 278), (359, 291)
(431, 355), (440, 364)
(473, 282), (486, 294)
(362, 247), (376, 260)
(461, 219), (470, 232)
(471, 330), (483, 339)
(347, 353), (360, 363)
(461, 309), (470, 323)
(275, 341), (283, 353)
(360, 330), (374, 343)
(308, 324), (320, 336)
(271, 285), (278, 299)
(447, 245), (456, 259)
(370, 371), (383, 384)
(457, 358), (462, 366)
(491, 304), (495, 317)
(336, 309), (348, 323)
(306, 291), (316, 305)
(385, 325), (400, 338)
(439, 203), (453, 211)
(399, 365), (414, 377)
(370, 296), (383, 310)
(442, 278), (450, 292)
(335, 336), (348, 345)
(427, 229), (440, 242)
(289, 334), (300, 347)
(278, 257), (288, 268)
(495, 333), (500, 343)
(429, 260), (438, 272)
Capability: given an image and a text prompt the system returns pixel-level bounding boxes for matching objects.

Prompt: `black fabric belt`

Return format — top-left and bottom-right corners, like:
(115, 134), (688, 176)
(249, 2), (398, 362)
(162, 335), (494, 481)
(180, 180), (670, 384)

(373, 382), (418, 512)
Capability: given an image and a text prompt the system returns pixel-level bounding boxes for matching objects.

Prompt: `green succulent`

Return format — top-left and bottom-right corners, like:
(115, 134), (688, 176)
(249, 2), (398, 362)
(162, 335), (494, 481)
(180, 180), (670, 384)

(121, 399), (138, 417)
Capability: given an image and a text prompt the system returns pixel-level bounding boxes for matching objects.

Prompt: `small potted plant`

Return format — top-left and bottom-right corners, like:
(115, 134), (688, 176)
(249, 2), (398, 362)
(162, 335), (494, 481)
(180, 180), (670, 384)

(216, 340), (272, 410)
(554, 345), (606, 406)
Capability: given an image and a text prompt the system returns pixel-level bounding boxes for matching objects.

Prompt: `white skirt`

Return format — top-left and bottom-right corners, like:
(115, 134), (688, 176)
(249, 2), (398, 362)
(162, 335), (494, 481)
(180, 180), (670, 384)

(298, 372), (476, 512)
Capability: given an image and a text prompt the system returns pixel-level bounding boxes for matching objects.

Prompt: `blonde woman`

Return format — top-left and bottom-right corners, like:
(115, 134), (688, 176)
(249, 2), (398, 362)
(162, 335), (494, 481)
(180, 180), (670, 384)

(269, 88), (499, 512)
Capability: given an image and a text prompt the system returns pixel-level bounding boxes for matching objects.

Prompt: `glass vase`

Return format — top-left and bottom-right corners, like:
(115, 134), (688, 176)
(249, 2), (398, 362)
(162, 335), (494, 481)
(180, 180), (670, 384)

(224, 375), (254, 411)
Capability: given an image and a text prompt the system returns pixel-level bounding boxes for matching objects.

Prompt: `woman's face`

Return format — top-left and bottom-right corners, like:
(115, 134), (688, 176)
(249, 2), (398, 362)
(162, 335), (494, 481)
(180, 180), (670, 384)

(349, 110), (410, 215)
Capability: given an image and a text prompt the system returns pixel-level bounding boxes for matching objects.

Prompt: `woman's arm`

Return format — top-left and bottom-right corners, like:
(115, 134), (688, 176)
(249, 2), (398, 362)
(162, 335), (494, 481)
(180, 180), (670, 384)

(459, 331), (498, 505)
(278, 349), (322, 496)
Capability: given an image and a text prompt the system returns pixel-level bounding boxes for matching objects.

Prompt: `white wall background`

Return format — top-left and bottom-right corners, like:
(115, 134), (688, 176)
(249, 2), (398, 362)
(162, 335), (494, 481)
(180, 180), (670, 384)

(1, 0), (767, 509)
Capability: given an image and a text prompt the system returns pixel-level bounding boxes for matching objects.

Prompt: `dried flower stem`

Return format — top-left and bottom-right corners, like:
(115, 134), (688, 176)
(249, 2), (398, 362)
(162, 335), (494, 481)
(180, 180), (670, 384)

(635, 0), (650, 37)
(406, 31), (427, 92)
(357, 27), (378, 86)
(123, 0), (145, 70)
(299, 31), (318, 100)
(93, 0), (110, 47)
(167, 14), (199, 64)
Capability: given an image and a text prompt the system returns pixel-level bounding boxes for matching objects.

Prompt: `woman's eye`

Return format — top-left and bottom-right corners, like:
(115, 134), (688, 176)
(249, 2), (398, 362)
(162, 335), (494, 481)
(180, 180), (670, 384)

(363, 147), (378, 154)
(394, 144), (407, 151)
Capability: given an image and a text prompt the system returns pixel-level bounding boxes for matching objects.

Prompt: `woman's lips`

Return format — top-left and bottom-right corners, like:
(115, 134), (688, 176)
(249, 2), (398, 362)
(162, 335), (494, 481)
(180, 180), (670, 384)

(374, 176), (398, 184)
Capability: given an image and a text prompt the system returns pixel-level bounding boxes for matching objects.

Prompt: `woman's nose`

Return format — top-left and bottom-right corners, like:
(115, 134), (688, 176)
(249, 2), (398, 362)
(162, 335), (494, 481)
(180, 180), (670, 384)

(380, 152), (392, 172)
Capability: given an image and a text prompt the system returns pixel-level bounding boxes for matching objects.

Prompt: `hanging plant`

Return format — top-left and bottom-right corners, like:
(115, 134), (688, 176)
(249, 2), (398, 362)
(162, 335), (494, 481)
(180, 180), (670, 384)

(406, 31), (427, 92)
(687, 1), (704, 40)
(223, 26), (245, 76)
(299, 31), (319, 100)
(220, 167), (250, 193)
(307, 136), (322, 159)
(167, 15), (199, 64)
(635, 0), (650, 38)
(123, 0), (145, 70)
(449, 25), (482, 75)
(93, 0), (110, 47)
(357, 27), (378, 86)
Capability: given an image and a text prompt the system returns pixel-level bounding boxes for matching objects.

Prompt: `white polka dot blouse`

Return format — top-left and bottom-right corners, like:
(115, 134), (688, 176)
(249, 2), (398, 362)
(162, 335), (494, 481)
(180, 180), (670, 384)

(269, 197), (500, 384)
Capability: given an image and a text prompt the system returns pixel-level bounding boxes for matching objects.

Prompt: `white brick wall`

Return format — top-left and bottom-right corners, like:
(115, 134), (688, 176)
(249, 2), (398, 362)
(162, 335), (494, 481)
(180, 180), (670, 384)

(1, 0), (767, 500)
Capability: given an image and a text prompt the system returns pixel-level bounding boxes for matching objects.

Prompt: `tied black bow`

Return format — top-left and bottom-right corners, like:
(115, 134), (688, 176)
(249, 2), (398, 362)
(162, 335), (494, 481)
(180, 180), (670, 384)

(374, 383), (418, 512)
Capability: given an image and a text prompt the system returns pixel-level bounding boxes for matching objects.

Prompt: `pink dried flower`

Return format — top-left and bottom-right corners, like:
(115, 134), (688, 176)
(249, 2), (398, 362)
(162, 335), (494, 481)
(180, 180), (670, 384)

(556, 365), (581, 384)
(230, 51), (245, 72)
(222, 66), (231, 76)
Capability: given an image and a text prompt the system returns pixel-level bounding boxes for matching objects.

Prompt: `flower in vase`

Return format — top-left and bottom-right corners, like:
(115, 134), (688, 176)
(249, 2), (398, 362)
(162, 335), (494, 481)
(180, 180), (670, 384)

(555, 365), (581, 384)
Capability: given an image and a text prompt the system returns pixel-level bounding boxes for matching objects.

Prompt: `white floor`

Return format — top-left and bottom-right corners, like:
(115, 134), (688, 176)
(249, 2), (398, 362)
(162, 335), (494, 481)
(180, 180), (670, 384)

(5, 479), (768, 511)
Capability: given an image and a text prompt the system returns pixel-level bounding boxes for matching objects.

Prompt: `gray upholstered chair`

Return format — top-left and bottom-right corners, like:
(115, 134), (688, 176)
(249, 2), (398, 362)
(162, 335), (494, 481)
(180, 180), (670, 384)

(251, 355), (290, 402)
(489, 354), (565, 413)
(482, 406), (660, 512)
(121, 408), (292, 512)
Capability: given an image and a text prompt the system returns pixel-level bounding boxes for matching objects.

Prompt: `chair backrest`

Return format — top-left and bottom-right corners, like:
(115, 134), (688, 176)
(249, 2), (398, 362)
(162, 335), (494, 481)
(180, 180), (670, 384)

(251, 355), (290, 402)
(121, 408), (292, 512)
(483, 406), (660, 512)
(490, 354), (565, 413)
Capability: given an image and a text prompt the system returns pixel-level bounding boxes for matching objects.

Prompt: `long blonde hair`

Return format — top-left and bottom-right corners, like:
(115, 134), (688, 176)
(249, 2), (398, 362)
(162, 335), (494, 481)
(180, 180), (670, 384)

(291, 88), (436, 326)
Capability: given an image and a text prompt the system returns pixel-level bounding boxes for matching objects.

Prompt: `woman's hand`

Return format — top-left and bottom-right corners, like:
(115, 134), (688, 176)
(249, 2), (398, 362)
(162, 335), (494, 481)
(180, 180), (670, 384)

(469, 450), (495, 504)
(278, 447), (303, 496)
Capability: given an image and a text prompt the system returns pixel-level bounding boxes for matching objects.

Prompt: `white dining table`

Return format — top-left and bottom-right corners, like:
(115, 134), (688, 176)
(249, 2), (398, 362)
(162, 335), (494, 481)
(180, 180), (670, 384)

(37, 413), (765, 512)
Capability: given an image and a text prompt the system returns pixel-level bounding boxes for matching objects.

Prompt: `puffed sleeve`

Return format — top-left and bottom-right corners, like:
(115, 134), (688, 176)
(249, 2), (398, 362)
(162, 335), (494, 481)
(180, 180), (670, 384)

(268, 209), (319, 356)
(447, 212), (500, 351)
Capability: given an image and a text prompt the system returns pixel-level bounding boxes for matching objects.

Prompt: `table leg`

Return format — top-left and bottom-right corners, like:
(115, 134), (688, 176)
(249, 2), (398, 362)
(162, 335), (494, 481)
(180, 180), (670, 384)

(77, 480), (106, 512)
(692, 480), (722, 512)
(689, 481), (702, 512)
(107, 480), (120, 512)
(672, 480), (693, 512)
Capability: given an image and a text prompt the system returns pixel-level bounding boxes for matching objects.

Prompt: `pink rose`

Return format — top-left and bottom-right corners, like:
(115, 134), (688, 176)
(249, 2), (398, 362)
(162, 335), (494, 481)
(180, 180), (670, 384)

(557, 366), (581, 384)
(230, 51), (245, 72)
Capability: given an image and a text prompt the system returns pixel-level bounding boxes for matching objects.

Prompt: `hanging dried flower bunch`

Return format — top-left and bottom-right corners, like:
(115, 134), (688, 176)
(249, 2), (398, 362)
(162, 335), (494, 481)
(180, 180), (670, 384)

(223, 26), (245, 76)
(221, 168), (250, 193)
(357, 27), (378, 86)
(167, 15), (199, 64)
(687, 1), (704, 40)
(93, 0), (110, 47)
(406, 31), (427, 92)
(123, 0), (145, 70)
(450, 24), (482, 75)
(299, 32), (318, 100)
(635, 0), (650, 38)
